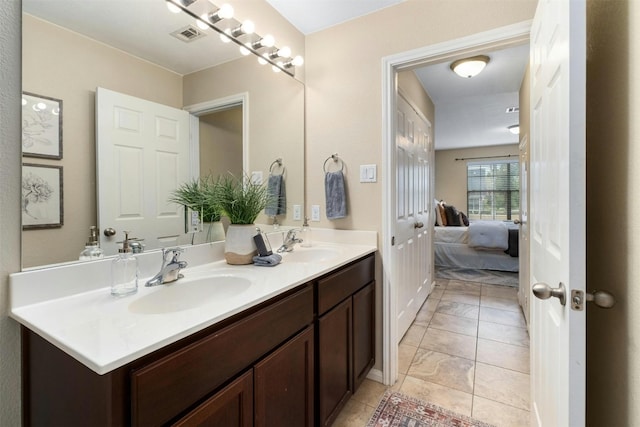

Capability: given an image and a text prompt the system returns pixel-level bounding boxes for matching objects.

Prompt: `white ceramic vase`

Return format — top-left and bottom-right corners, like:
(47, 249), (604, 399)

(224, 224), (257, 265)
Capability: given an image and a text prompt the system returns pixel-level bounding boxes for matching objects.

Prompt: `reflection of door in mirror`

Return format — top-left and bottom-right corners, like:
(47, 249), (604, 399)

(96, 87), (191, 255)
(199, 107), (243, 179)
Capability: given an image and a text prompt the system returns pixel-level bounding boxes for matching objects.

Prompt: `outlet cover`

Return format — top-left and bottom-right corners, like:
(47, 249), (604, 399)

(293, 204), (302, 220)
(311, 205), (320, 221)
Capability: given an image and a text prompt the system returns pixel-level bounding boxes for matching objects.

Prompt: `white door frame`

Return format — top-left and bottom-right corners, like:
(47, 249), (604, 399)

(183, 92), (250, 178)
(381, 21), (532, 386)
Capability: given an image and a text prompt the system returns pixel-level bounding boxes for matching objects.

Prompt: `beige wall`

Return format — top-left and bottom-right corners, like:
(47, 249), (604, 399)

(434, 144), (520, 213)
(183, 56), (305, 226)
(586, 0), (640, 425)
(0, 2), (23, 424)
(199, 108), (243, 179)
(305, 0), (536, 372)
(22, 15), (182, 268)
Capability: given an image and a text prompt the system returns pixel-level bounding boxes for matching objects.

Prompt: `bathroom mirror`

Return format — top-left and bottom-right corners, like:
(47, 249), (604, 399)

(21, 0), (305, 269)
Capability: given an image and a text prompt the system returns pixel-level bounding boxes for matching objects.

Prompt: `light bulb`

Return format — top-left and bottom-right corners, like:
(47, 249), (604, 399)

(272, 64), (282, 73)
(166, 1), (181, 13)
(241, 20), (255, 35)
(291, 55), (304, 67)
(197, 14), (209, 30)
(258, 53), (269, 65)
(277, 46), (291, 58)
(261, 34), (275, 48)
(219, 28), (232, 43)
(217, 4), (234, 19)
(240, 43), (251, 56)
(22, 98), (27, 106)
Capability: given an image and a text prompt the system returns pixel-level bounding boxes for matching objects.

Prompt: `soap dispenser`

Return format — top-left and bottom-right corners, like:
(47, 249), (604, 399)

(300, 216), (312, 247)
(79, 226), (104, 261)
(111, 231), (139, 296)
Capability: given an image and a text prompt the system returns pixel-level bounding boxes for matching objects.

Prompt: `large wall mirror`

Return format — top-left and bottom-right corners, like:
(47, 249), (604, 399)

(21, 0), (305, 269)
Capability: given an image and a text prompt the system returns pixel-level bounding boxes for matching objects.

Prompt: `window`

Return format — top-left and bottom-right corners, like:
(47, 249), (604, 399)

(467, 160), (520, 220)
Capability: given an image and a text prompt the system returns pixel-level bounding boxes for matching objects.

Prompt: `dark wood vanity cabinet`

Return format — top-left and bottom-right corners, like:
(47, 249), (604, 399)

(316, 254), (375, 427)
(21, 253), (375, 427)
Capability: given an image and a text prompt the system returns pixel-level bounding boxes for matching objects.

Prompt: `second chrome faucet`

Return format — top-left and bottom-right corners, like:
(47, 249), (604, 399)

(146, 247), (188, 287)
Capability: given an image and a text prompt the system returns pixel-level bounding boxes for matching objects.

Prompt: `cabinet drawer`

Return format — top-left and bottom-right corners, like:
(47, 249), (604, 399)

(317, 254), (374, 315)
(131, 284), (313, 427)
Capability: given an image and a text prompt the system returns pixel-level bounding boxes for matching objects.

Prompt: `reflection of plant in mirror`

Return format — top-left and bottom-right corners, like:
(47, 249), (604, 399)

(22, 172), (53, 219)
(169, 176), (221, 223)
(212, 174), (273, 225)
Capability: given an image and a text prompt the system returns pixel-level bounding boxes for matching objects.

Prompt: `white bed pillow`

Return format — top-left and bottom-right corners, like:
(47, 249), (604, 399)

(434, 199), (444, 226)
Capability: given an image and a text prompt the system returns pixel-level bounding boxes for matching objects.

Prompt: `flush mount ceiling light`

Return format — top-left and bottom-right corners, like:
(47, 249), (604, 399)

(508, 124), (520, 135)
(450, 55), (490, 78)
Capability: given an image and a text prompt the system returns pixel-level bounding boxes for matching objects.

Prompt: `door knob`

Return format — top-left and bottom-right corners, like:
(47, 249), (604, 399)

(514, 219), (521, 224)
(103, 227), (116, 237)
(414, 222), (424, 229)
(571, 289), (616, 311)
(532, 282), (566, 306)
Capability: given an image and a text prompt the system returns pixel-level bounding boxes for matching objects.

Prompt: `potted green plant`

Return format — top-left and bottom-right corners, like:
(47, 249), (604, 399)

(169, 176), (224, 243)
(211, 173), (273, 264)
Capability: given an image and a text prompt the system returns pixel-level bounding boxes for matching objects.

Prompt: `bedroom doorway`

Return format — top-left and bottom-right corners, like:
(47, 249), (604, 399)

(381, 21), (531, 387)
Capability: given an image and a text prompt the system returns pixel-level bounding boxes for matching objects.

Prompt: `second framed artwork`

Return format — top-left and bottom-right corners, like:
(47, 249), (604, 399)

(22, 163), (64, 230)
(22, 92), (63, 159)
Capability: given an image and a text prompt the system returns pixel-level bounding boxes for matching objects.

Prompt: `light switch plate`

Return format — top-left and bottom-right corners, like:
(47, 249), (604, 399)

(360, 164), (377, 183)
(250, 171), (263, 185)
(293, 204), (302, 221)
(311, 205), (320, 221)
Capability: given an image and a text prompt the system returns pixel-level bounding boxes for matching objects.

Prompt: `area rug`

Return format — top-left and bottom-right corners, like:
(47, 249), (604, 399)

(436, 267), (518, 287)
(366, 391), (495, 427)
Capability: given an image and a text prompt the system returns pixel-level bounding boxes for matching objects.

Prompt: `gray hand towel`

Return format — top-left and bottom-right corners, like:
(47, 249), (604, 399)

(252, 253), (282, 267)
(265, 174), (286, 216)
(325, 171), (347, 220)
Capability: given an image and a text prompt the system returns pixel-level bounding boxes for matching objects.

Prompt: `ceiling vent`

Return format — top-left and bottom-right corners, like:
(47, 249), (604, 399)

(170, 25), (206, 43)
(505, 107), (520, 113)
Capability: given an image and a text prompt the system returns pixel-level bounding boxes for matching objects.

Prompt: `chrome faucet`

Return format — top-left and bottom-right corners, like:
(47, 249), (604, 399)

(277, 228), (303, 253)
(145, 247), (188, 287)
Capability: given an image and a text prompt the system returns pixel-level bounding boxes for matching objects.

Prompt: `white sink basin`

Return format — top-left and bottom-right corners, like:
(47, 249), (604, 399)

(129, 274), (253, 314)
(283, 247), (342, 263)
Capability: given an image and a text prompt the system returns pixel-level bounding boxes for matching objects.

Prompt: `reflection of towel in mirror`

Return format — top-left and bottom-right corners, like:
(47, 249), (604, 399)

(325, 171), (347, 220)
(265, 174), (286, 216)
(253, 253), (282, 267)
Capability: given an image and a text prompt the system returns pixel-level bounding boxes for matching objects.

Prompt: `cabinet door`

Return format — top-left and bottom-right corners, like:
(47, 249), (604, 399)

(317, 298), (352, 427)
(353, 281), (375, 391)
(254, 326), (314, 427)
(173, 370), (253, 427)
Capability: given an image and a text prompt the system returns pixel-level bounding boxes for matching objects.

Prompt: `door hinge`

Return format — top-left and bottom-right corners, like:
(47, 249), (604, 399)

(391, 236), (395, 246)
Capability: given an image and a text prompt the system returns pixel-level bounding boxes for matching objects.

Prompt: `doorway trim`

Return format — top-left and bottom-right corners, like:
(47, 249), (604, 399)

(381, 21), (532, 386)
(183, 92), (250, 179)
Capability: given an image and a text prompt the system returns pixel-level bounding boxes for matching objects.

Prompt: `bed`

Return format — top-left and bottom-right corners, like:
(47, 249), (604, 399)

(434, 222), (519, 272)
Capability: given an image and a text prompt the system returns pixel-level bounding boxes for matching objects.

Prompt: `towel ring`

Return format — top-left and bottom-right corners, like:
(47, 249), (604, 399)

(269, 158), (285, 176)
(323, 153), (344, 173)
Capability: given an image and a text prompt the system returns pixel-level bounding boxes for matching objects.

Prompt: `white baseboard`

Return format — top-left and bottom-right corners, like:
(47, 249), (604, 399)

(366, 368), (384, 383)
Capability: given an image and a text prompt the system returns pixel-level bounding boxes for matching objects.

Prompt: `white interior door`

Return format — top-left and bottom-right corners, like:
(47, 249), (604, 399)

(96, 87), (191, 254)
(394, 94), (432, 341)
(518, 136), (530, 327)
(529, 0), (586, 425)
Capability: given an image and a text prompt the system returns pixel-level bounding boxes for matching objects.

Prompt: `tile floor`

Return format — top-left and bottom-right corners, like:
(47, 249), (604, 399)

(333, 277), (530, 427)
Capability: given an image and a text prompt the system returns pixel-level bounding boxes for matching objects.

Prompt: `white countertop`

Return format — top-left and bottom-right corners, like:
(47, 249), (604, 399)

(10, 231), (376, 375)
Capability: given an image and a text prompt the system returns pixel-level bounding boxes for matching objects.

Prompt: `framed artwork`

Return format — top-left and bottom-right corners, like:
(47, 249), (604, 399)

(22, 92), (63, 159)
(22, 163), (64, 229)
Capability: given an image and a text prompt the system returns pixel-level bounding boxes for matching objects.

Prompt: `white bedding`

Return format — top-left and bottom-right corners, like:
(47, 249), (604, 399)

(434, 225), (519, 272)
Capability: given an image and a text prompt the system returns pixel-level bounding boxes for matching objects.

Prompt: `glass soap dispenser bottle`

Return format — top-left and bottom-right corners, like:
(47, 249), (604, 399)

(79, 226), (104, 261)
(111, 231), (139, 296)
(300, 216), (312, 247)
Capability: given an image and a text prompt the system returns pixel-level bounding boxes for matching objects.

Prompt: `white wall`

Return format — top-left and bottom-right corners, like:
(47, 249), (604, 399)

(0, 1), (24, 424)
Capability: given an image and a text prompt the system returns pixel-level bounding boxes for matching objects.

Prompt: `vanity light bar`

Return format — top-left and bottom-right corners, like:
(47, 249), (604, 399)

(165, 0), (301, 77)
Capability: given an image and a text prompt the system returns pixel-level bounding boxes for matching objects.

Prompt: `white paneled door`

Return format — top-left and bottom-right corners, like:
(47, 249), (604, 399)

(394, 93), (433, 341)
(96, 87), (191, 254)
(529, 0), (586, 425)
